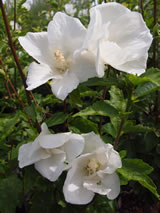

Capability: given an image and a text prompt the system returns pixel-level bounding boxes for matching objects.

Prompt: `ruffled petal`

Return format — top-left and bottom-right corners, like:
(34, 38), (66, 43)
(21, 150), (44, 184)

(82, 132), (104, 154)
(48, 12), (86, 57)
(18, 32), (53, 65)
(101, 173), (121, 200)
(83, 2), (129, 51)
(63, 134), (84, 163)
(39, 132), (71, 149)
(18, 139), (50, 168)
(71, 50), (98, 83)
(51, 72), (79, 100)
(63, 154), (95, 204)
(26, 62), (54, 90)
(83, 175), (111, 195)
(34, 153), (66, 181)
(84, 173), (120, 200)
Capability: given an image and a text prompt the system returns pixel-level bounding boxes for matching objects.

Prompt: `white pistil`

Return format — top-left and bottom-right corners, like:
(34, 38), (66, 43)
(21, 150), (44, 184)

(54, 49), (69, 73)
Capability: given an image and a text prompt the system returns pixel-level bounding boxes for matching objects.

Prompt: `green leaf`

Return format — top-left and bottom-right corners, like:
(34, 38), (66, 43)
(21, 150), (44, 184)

(69, 117), (98, 134)
(136, 81), (158, 97)
(45, 112), (70, 127)
(119, 150), (127, 159)
(117, 158), (160, 199)
(0, 113), (20, 143)
(82, 77), (119, 87)
(123, 123), (153, 134)
(73, 100), (118, 117)
(107, 86), (127, 112)
(24, 104), (36, 122)
(135, 68), (160, 97)
(128, 74), (151, 86)
(0, 175), (23, 213)
(102, 123), (116, 137)
(69, 88), (82, 107)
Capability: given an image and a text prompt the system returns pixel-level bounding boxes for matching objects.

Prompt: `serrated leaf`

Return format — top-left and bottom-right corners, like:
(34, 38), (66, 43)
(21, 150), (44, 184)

(0, 175), (23, 213)
(117, 158), (160, 199)
(107, 86), (127, 112)
(73, 101), (118, 117)
(136, 68), (160, 97)
(136, 81), (158, 97)
(45, 112), (70, 127)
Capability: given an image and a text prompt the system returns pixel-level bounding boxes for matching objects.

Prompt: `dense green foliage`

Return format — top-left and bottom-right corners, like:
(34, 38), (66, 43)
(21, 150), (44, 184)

(0, 0), (160, 212)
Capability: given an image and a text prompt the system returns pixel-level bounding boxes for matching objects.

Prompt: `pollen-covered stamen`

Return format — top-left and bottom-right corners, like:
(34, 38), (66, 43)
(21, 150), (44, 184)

(54, 49), (69, 73)
(86, 158), (101, 176)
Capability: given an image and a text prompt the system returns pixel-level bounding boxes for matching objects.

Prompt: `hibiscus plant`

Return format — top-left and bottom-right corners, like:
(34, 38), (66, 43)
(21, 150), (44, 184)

(0, 0), (160, 212)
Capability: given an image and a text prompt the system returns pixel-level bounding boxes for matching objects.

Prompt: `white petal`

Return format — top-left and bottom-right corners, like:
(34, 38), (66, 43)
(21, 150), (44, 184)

(18, 139), (50, 168)
(101, 173), (121, 200)
(39, 132), (71, 149)
(40, 123), (50, 135)
(106, 12), (153, 75)
(96, 41), (105, 77)
(26, 62), (54, 90)
(18, 32), (53, 65)
(97, 144), (122, 174)
(83, 175), (111, 195)
(71, 50), (98, 83)
(82, 132), (104, 154)
(63, 154), (95, 204)
(63, 134), (84, 163)
(48, 12), (86, 57)
(34, 153), (66, 181)
(84, 173), (120, 200)
(51, 72), (79, 100)
(83, 3), (129, 51)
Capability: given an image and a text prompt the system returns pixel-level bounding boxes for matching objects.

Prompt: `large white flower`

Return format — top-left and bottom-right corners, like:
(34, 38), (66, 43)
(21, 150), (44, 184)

(18, 123), (84, 182)
(63, 132), (122, 205)
(18, 12), (97, 100)
(82, 2), (153, 77)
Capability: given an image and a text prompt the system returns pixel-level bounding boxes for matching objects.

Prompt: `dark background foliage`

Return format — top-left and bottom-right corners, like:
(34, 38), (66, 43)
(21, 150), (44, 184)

(0, 0), (160, 212)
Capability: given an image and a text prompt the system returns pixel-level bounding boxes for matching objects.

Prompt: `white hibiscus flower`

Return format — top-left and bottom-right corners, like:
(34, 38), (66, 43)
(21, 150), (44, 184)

(18, 123), (84, 182)
(63, 132), (122, 204)
(82, 2), (153, 77)
(18, 12), (97, 100)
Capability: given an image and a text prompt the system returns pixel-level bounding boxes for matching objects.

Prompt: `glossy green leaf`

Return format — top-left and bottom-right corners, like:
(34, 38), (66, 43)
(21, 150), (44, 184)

(117, 158), (160, 199)
(69, 117), (98, 134)
(45, 112), (70, 127)
(73, 101), (118, 117)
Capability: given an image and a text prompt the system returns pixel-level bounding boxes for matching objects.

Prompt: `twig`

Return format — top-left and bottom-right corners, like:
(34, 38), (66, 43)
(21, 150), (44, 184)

(0, 58), (34, 128)
(0, 0), (31, 105)
(4, 79), (12, 98)
(140, 0), (144, 19)
(113, 119), (125, 150)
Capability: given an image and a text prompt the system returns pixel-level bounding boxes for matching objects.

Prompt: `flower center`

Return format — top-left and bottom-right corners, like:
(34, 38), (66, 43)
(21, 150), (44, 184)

(86, 158), (101, 176)
(54, 49), (69, 73)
